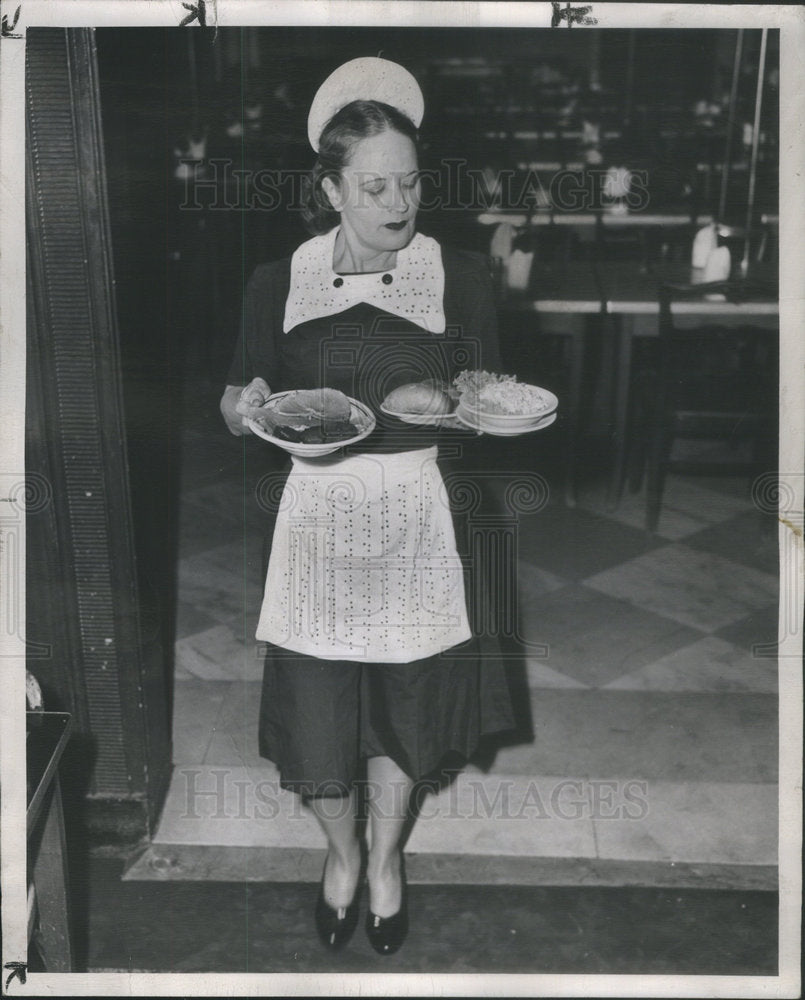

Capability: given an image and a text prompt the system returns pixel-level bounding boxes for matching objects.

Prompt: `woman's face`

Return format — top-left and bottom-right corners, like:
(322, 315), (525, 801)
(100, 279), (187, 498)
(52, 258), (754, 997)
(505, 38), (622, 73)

(323, 128), (420, 259)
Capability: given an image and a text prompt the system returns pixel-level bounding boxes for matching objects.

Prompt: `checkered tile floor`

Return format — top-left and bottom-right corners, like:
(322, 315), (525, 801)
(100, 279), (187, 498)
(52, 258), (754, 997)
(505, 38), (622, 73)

(132, 390), (780, 887)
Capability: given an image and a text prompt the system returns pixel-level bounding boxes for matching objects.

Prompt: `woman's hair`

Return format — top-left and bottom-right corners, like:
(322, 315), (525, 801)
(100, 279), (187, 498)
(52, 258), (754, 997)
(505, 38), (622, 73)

(301, 99), (419, 235)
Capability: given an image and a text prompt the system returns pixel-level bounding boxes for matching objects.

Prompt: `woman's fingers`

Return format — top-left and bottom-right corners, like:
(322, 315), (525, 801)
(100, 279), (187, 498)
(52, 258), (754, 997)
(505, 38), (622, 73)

(235, 399), (268, 418)
(239, 377), (272, 408)
(221, 379), (273, 434)
(221, 384), (253, 435)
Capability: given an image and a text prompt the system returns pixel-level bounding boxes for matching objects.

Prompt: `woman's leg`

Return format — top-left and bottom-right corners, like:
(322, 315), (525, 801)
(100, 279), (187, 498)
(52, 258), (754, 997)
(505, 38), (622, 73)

(366, 755), (414, 917)
(307, 791), (362, 909)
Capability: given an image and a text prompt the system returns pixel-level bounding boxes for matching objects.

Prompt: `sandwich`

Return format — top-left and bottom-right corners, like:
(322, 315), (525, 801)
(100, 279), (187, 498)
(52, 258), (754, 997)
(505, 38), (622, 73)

(253, 388), (360, 443)
(382, 381), (454, 416)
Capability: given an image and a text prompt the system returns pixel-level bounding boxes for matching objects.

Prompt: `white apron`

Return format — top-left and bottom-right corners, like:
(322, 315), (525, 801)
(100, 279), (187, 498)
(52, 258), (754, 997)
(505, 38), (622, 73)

(256, 446), (472, 662)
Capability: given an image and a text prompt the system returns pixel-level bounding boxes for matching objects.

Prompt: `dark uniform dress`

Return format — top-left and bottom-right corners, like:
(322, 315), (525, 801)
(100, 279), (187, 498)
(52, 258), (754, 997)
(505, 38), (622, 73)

(227, 233), (517, 796)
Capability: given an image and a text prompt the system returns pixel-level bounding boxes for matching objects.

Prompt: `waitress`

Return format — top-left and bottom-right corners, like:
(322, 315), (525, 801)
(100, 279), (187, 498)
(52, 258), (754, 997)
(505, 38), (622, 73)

(220, 58), (516, 955)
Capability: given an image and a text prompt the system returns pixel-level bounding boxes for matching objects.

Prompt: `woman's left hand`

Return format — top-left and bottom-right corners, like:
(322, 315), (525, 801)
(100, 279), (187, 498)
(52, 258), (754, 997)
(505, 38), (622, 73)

(236, 377), (272, 413)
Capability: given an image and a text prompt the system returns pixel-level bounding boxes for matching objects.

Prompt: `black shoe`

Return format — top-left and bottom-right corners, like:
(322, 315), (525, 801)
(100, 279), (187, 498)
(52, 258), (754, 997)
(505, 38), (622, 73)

(365, 872), (408, 955)
(315, 861), (361, 950)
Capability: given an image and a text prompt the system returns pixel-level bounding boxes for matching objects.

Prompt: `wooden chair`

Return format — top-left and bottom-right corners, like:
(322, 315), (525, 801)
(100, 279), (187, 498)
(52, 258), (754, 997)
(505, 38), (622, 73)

(640, 277), (777, 533)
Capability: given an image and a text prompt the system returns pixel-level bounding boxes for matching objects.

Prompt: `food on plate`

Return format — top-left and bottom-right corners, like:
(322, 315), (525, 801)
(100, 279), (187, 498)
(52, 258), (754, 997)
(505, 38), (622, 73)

(474, 381), (555, 415)
(452, 370), (517, 396)
(273, 387), (352, 426)
(251, 388), (362, 443)
(382, 382), (453, 416)
(453, 370), (554, 415)
(270, 419), (359, 444)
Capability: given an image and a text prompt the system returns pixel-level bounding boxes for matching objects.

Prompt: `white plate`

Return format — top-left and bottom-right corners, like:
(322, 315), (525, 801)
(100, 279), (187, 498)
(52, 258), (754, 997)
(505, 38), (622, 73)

(245, 392), (375, 456)
(456, 386), (559, 430)
(455, 408), (558, 436)
(380, 403), (461, 426)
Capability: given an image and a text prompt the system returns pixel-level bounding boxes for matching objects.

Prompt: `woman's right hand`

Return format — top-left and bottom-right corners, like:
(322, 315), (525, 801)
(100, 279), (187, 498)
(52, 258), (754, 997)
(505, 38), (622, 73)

(220, 378), (272, 435)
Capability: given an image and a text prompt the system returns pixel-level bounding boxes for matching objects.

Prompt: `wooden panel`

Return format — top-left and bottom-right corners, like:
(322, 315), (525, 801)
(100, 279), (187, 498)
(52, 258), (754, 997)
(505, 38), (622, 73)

(25, 28), (171, 826)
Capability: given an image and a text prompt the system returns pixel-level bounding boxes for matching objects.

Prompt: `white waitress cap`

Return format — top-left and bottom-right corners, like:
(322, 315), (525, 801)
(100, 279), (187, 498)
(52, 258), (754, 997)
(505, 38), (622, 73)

(307, 57), (424, 152)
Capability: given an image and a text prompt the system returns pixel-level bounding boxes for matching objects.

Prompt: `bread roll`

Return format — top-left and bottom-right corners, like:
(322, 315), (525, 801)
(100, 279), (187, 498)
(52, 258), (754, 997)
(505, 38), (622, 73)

(383, 382), (452, 416)
(274, 388), (352, 426)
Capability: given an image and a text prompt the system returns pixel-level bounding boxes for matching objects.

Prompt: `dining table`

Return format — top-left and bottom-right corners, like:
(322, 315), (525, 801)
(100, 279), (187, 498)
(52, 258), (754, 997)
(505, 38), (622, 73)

(497, 257), (779, 510)
(500, 259), (603, 505)
(480, 209), (713, 229)
(593, 260), (779, 507)
(478, 208), (779, 230)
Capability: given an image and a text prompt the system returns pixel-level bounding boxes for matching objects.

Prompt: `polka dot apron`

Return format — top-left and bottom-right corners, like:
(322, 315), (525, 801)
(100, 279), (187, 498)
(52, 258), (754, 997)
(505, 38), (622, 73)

(256, 446), (472, 662)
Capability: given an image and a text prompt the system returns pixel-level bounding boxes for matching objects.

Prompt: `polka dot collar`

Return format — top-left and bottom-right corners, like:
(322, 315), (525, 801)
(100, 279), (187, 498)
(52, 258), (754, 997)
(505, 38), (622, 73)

(283, 228), (446, 334)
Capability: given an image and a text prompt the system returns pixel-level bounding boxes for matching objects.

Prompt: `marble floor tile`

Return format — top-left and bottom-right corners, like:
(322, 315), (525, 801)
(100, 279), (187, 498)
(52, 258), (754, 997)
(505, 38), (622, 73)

(173, 661), (198, 682)
(578, 483), (705, 542)
(405, 773), (597, 859)
(646, 475), (755, 521)
(525, 657), (588, 690)
(178, 435), (249, 487)
(175, 624), (262, 682)
(513, 504), (663, 581)
(690, 474), (756, 499)
(172, 679), (230, 765)
(203, 681), (264, 766)
(177, 546), (264, 625)
(514, 583), (703, 687)
(123, 844), (329, 884)
(155, 764), (327, 848)
(516, 558), (567, 601)
(577, 474), (754, 542)
(685, 511), (780, 577)
(154, 762), (777, 871)
(593, 780), (777, 866)
(174, 600), (222, 642)
(715, 602), (780, 656)
(584, 544), (779, 633)
(487, 690), (777, 783)
(604, 636), (779, 695)
(185, 539), (264, 579)
(125, 843), (778, 891)
(177, 505), (244, 558)
(167, 397), (784, 872)
(179, 483), (241, 516)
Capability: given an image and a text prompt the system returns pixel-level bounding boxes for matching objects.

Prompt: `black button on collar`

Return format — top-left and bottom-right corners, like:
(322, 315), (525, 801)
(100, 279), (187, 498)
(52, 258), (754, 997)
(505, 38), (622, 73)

(333, 277), (344, 288)
(382, 273), (393, 285)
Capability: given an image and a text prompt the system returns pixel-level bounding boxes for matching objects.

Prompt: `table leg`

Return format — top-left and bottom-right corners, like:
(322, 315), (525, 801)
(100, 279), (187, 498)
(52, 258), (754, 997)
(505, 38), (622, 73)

(606, 317), (633, 510)
(31, 777), (73, 971)
(563, 326), (586, 507)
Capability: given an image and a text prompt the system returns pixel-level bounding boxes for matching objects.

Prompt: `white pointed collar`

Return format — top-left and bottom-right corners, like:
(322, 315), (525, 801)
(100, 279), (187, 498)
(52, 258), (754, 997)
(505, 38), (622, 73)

(283, 228), (446, 334)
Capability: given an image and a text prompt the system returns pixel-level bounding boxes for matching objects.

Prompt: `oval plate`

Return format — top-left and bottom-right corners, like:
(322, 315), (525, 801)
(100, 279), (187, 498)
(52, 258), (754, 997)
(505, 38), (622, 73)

(245, 392), (376, 456)
(379, 403), (461, 426)
(455, 407), (558, 437)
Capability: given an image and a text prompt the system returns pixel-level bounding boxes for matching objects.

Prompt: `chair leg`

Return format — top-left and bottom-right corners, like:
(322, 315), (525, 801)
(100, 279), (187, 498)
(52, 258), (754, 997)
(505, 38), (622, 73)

(607, 325), (633, 510)
(646, 416), (672, 534)
(645, 458), (665, 534)
(626, 388), (648, 495)
(562, 328), (585, 507)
